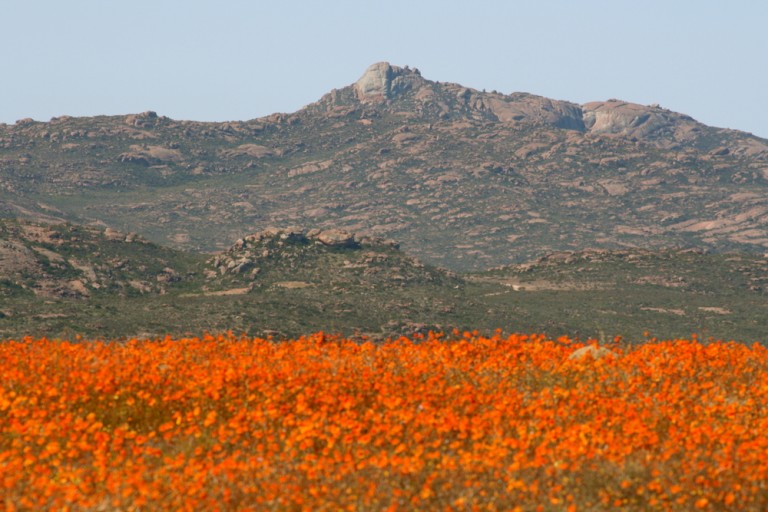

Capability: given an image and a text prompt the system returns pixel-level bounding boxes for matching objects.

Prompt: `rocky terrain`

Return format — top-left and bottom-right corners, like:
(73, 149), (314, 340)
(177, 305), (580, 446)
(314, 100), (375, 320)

(488, 247), (768, 296)
(2, 218), (768, 342)
(3, 63), (768, 341)
(1, 62), (767, 270)
(475, 247), (768, 341)
(0, 219), (196, 301)
(206, 227), (452, 287)
(0, 220), (467, 339)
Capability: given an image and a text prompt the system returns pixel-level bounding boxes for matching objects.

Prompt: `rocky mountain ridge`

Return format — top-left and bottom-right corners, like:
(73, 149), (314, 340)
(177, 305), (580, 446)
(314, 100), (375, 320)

(349, 62), (706, 143)
(1, 62), (767, 270)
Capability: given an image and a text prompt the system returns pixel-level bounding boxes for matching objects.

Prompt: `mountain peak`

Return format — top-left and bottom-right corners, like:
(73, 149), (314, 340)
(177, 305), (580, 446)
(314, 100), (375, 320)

(354, 62), (423, 102)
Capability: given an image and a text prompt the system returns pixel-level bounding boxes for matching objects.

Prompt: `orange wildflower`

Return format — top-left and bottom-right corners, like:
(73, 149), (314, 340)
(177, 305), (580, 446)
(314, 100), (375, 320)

(0, 333), (767, 509)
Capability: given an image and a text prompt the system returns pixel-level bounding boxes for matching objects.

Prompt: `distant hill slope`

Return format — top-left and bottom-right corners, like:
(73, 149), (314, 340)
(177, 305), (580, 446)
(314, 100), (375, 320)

(471, 248), (768, 342)
(2, 62), (768, 270)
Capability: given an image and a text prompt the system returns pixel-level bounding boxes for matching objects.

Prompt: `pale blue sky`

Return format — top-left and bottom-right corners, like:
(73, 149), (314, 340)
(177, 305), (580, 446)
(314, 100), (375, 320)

(3, 0), (767, 137)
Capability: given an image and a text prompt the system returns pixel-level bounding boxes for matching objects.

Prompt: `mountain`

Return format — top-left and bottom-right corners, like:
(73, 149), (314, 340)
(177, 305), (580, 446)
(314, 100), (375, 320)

(1, 62), (768, 271)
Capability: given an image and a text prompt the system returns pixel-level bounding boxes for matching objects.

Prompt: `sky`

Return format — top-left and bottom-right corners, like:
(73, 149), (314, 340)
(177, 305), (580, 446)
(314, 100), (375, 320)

(2, 0), (767, 138)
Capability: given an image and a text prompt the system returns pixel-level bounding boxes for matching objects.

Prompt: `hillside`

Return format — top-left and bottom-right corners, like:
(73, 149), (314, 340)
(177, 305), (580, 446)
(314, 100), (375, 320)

(0, 218), (198, 299)
(1, 63), (767, 270)
(0, 220), (466, 339)
(2, 218), (768, 341)
(471, 248), (768, 341)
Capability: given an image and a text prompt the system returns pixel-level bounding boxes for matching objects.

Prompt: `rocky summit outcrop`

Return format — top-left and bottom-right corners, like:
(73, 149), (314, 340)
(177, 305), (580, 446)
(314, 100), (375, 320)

(354, 62), (425, 101)
(349, 62), (584, 129)
(350, 63), (707, 138)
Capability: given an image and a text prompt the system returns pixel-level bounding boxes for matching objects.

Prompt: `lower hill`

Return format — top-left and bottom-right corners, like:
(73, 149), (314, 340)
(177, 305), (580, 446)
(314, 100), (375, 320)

(0, 220), (467, 339)
(2, 218), (768, 342)
(0, 218), (199, 299)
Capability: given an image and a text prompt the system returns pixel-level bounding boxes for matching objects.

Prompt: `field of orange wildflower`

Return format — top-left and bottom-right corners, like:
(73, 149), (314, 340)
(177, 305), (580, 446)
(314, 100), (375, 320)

(1, 331), (767, 510)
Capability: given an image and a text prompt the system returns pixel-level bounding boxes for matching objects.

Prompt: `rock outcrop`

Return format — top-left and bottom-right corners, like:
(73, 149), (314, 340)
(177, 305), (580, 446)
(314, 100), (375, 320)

(209, 227), (400, 278)
(582, 100), (699, 141)
(124, 111), (160, 128)
(220, 144), (275, 159)
(354, 62), (424, 101)
(568, 345), (616, 361)
(315, 228), (357, 247)
(0, 219), (182, 299)
(483, 92), (585, 130)
(352, 62), (585, 129)
(117, 145), (182, 166)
